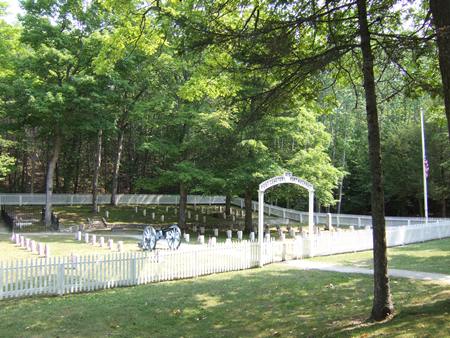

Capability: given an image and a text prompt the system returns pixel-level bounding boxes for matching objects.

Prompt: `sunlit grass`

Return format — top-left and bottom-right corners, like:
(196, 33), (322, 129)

(0, 264), (448, 337)
(309, 238), (450, 274)
(0, 233), (142, 262)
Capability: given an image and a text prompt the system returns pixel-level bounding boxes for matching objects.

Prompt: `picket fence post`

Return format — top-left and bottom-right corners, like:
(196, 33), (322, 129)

(130, 255), (137, 285)
(0, 263), (3, 300)
(57, 260), (65, 295)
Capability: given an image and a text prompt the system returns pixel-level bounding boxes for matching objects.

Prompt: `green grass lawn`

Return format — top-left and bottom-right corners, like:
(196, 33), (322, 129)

(309, 238), (450, 274)
(9, 205), (305, 234)
(0, 264), (448, 338)
(0, 233), (143, 262)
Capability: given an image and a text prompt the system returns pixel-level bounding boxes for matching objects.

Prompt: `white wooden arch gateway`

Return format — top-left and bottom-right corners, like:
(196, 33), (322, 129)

(258, 172), (314, 267)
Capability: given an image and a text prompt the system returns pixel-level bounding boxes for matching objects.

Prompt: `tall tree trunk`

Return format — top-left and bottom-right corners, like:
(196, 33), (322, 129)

(73, 139), (82, 194)
(21, 153), (27, 192)
(30, 154), (35, 193)
(225, 194), (231, 216)
(337, 147), (346, 214)
(111, 129), (124, 205)
(244, 189), (253, 233)
(45, 133), (62, 226)
(92, 129), (103, 213)
(178, 183), (187, 228)
(55, 161), (60, 193)
(430, 0), (450, 142)
(357, 0), (394, 321)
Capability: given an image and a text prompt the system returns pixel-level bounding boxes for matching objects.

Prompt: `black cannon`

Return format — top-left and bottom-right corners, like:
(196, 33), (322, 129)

(138, 224), (182, 251)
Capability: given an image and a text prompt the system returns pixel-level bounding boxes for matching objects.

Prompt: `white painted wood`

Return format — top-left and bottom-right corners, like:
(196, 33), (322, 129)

(2, 222), (449, 299)
(226, 230), (232, 239)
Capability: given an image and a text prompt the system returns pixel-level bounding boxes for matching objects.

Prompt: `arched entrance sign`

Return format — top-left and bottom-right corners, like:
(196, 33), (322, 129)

(258, 172), (314, 267)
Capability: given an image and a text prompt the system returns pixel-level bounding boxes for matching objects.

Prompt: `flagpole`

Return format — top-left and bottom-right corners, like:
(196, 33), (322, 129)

(420, 109), (428, 223)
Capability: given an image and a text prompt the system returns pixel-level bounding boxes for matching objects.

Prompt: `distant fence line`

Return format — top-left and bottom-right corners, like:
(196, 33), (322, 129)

(231, 198), (450, 228)
(1, 220), (450, 300)
(0, 194), (225, 206)
(0, 193), (449, 228)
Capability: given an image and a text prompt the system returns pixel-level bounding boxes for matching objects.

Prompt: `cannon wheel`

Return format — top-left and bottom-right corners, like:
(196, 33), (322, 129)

(142, 226), (157, 251)
(166, 225), (181, 250)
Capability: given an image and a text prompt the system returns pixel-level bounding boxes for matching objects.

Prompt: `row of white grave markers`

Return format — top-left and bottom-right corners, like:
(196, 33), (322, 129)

(10, 233), (50, 257)
(75, 231), (124, 252)
(100, 205), (247, 225)
(191, 232), (283, 245)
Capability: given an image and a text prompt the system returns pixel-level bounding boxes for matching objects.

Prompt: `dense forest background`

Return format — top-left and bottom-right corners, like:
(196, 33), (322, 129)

(0, 0), (449, 217)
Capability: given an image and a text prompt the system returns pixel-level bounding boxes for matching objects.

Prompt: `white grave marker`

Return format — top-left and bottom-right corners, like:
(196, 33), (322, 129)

(184, 233), (190, 243)
(38, 242), (45, 256)
(44, 244), (50, 257)
(249, 232), (255, 241)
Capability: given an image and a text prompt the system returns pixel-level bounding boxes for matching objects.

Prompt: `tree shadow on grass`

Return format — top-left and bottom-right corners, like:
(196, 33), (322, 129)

(1, 266), (448, 337)
(339, 296), (450, 337)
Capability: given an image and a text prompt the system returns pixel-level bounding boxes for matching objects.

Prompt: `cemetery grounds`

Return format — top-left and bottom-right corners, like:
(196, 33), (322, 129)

(0, 205), (449, 337)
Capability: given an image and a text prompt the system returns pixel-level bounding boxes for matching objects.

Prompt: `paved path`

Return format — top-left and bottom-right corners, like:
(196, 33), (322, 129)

(285, 260), (450, 284)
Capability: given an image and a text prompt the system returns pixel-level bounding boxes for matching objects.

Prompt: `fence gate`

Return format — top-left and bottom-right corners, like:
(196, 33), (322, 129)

(258, 172), (314, 266)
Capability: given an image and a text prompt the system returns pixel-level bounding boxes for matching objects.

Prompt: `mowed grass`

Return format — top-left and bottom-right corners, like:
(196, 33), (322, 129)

(0, 233), (143, 262)
(309, 238), (450, 274)
(0, 264), (449, 338)
(10, 204), (306, 234)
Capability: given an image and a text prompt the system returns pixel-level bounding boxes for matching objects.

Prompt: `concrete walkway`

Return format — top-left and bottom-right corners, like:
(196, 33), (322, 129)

(285, 260), (450, 285)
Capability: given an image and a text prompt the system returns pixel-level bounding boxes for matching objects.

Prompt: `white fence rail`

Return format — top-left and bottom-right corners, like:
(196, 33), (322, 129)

(0, 241), (297, 299)
(2, 220), (450, 300)
(231, 197), (450, 228)
(309, 221), (450, 256)
(0, 194), (225, 206)
(1, 193), (449, 228)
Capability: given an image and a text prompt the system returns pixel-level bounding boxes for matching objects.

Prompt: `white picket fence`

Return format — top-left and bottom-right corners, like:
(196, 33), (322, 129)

(0, 241), (300, 299)
(309, 221), (450, 256)
(2, 220), (450, 300)
(231, 197), (450, 228)
(1, 193), (449, 228)
(0, 194), (225, 206)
